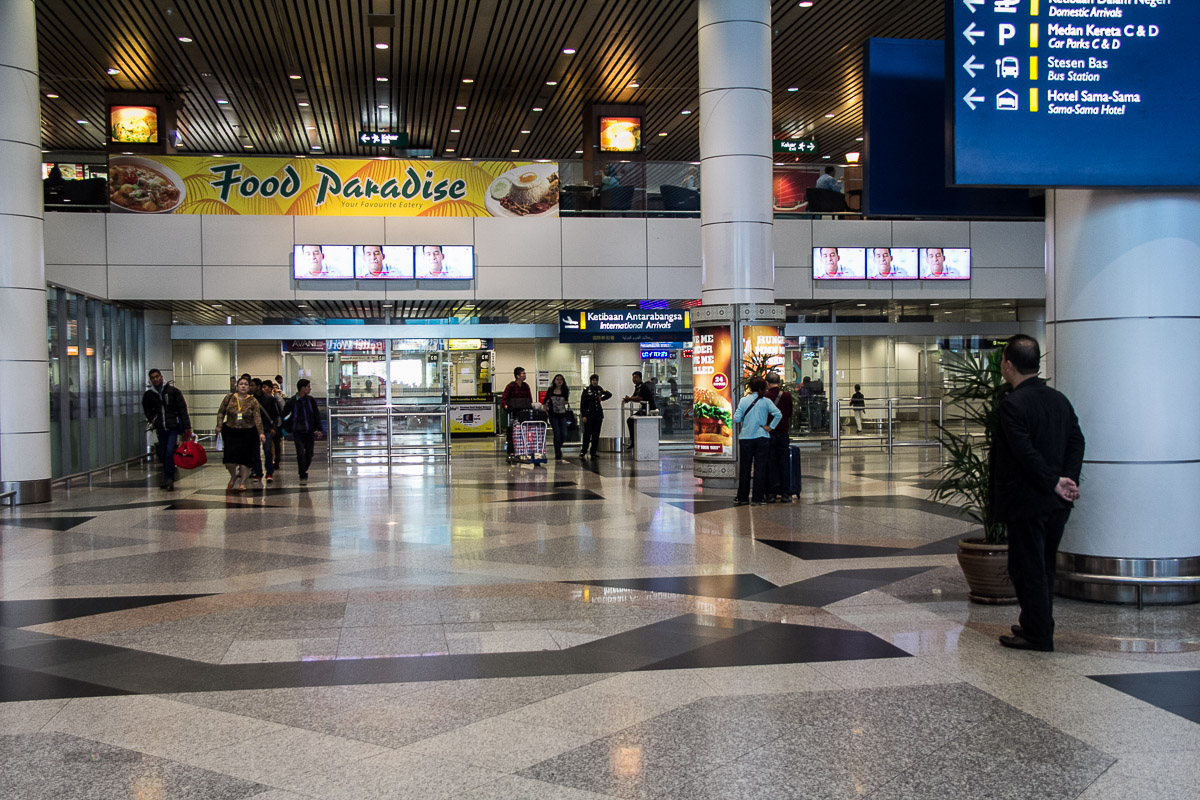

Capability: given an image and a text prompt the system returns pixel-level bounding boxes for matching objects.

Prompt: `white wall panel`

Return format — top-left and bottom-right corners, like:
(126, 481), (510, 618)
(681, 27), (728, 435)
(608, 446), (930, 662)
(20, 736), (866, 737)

(385, 216), (474, 244)
(109, 265), (203, 299)
(475, 266), (561, 299)
(293, 216), (385, 246)
(892, 220), (971, 248)
(0, 215), (44, 288)
(970, 268), (1045, 298)
(44, 213), (106, 265)
(474, 217), (562, 267)
(647, 266), (702, 298)
(812, 219), (891, 247)
(647, 219), (701, 266)
(202, 266), (295, 300)
(45, 263), (108, 298)
(773, 221), (813, 268)
(384, 282), (475, 302)
(562, 219), (647, 267)
(201, 216), (294, 265)
(564, 266), (647, 298)
(107, 214), (202, 265)
(970, 220), (1045, 267)
(773, 267), (812, 298)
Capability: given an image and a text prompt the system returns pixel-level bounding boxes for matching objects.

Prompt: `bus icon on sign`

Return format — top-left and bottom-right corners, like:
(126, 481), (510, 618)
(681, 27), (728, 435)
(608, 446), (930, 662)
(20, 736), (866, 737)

(996, 89), (1020, 111)
(997, 57), (1019, 79)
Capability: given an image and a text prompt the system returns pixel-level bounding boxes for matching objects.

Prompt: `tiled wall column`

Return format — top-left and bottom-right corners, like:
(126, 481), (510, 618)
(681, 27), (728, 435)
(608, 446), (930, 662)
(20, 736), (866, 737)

(1047, 189), (1200, 603)
(0, 0), (51, 503)
(595, 343), (642, 445)
(697, 0), (774, 305)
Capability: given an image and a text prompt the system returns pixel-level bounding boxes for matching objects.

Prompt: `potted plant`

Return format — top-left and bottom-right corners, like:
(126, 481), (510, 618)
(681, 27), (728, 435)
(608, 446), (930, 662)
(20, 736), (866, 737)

(931, 348), (1016, 604)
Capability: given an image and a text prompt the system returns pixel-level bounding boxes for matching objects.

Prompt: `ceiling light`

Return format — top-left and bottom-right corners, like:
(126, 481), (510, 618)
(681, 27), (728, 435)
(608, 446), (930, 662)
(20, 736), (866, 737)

(295, 154), (307, 158)
(121, 151), (132, 155)
(217, 99), (229, 104)
(856, 136), (865, 141)
(450, 128), (461, 133)
(376, 76), (388, 82)
(212, 153), (223, 157)
(377, 103), (388, 109)
(75, 119), (88, 124)
(311, 145), (322, 149)
(787, 87), (799, 92)
(211, 303), (223, 308)
(845, 152), (861, 163)
(575, 149), (583, 154)
(822, 155), (831, 159)
(306, 125), (316, 130)
(243, 144), (253, 149)
(681, 109), (691, 115)
(930, 303), (940, 307)
(462, 78), (474, 83)
(375, 42), (389, 50)
(562, 48), (576, 55)
(107, 68), (120, 75)
(297, 303), (308, 308)
(799, 1), (814, 7)
(825, 112), (836, 118)
(545, 81), (557, 86)
(178, 36), (193, 43)
(45, 93), (58, 98)
(375, 156), (389, 160)
(461, 157), (471, 160)
(520, 129), (530, 134)
(289, 74), (301, 80)
(297, 102), (309, 107)
(445, 148), (455, 153)
(511, 149), (520, 153)
(532, 107), (543, 112)
(455, 105), (466, 110)
(627, 81), (640, 88)
(658, 131), (668, 136)
(857, 303), (867, 307)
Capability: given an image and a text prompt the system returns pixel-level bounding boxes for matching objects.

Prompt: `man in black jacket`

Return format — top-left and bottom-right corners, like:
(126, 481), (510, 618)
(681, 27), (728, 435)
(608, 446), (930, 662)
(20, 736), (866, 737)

(282, 379), (324, 483)
(142, 369), (191, 491)
(578, 374), (612, 459)
(991, 335), (1085, 652)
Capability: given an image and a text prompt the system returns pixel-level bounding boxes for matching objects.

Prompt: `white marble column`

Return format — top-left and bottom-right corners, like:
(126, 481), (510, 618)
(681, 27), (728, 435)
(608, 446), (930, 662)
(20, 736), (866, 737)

(594, 342), (642, 444)
(1047, 188), (1200, 603)
(0, 0), (51, 503)
(697, 0), (774, 306)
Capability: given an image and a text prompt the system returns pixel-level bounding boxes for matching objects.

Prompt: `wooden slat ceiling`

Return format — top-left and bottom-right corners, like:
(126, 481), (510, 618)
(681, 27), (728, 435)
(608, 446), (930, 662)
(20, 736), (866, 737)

(37, 0), (945, 163)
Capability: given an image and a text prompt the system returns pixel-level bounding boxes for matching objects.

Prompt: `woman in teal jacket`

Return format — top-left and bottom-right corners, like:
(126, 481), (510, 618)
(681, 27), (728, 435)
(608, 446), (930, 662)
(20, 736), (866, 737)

(732, 376), (782, 505)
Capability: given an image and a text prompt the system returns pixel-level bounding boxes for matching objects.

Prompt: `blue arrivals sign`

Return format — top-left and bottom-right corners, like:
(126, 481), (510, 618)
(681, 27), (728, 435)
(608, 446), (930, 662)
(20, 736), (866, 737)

(559, 309), (691, 343)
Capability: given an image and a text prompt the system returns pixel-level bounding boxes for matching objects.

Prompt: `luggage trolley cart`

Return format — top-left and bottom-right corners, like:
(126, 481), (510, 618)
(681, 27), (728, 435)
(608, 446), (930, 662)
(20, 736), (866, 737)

(510, 419), (549, 465)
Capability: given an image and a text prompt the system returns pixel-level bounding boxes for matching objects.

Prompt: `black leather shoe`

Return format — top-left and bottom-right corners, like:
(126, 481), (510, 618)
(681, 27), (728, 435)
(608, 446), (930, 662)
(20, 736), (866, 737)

(733, 499), (749, 506)
(161, 482), (174, 491)
(999, 634), (1053, 652)
(1011, 625), (1023, 637)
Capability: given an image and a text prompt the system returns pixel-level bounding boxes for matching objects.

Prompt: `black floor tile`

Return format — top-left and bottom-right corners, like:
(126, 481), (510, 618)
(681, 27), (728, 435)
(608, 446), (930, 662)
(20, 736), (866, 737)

(812, 494), (966, 520)
(165, 499), (291, 510)
(743, 567), (937, 607)
(0, 594), (214, 628)
(1089, 670), (1200, 723)
(0, 516), (96, 532)
(903, 534), (969, 556)
(758, 539), (903, 561)
(0, 663), (133, 703)
(664, 500), (740, 515)
(500, 489), (606, 503)
(565, 574), (778, 600)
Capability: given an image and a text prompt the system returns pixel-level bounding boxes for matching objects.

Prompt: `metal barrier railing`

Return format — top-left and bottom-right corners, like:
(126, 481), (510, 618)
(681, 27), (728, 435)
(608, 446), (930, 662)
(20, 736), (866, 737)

(52, 451), (155, 489)
(326, 404), (451, 468)
(836, 397), (943, 454)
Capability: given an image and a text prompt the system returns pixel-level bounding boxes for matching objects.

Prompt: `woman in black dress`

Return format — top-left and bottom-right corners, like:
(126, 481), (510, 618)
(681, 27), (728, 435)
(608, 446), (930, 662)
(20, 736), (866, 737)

(216, 377), (265, 491)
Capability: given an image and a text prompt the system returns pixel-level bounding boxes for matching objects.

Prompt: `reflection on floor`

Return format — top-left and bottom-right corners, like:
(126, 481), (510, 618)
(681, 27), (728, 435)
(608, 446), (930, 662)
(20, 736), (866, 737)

(0, 445), (1196, 799)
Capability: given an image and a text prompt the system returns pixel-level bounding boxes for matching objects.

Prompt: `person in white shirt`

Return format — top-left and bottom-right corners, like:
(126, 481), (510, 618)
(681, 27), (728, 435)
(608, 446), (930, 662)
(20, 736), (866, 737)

(815, 166), (843, 193)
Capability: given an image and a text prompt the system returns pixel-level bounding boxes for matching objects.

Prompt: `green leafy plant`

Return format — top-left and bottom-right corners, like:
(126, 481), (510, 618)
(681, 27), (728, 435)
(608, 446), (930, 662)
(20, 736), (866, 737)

(931, 349), (1009, 544)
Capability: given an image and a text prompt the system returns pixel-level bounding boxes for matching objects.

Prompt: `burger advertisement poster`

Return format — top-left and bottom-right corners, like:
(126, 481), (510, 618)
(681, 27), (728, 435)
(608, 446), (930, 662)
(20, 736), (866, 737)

(692, 328), (734, 458)
(742, 326), (786, 378)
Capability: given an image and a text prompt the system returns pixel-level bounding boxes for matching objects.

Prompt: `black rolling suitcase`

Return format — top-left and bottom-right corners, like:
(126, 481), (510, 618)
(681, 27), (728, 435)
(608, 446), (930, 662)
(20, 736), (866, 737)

(788, 445), (802, 498)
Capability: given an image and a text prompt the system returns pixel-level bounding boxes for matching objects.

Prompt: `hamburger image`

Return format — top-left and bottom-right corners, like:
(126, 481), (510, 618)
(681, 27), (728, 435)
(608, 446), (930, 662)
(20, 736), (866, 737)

(693, 387), (733, 444)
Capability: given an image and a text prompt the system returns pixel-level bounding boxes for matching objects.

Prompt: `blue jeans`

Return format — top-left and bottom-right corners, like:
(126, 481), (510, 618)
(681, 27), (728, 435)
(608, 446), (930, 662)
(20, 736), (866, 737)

(262, 433), (276, 476)
(548, 415), (569, 458)
(155, 425), (182, 482)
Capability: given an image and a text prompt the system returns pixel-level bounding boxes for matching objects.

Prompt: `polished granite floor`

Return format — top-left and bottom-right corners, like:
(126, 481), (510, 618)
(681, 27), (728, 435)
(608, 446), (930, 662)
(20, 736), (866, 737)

(0, 445), (1197, 799)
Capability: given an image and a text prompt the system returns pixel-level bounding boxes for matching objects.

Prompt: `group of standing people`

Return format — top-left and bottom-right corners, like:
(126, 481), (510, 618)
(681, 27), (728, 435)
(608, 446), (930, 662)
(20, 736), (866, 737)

(143, 371), (325, 492)
(732, 372), (795, 505)
(501, 367), (619, 462)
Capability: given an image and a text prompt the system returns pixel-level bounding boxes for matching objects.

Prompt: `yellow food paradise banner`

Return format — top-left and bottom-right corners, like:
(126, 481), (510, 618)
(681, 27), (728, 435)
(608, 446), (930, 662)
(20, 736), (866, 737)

(106, 156), (560, 217)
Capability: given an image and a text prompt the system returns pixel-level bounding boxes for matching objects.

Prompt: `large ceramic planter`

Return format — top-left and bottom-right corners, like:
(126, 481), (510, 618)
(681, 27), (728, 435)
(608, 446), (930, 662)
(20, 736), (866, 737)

(957, 537), (1017, 605)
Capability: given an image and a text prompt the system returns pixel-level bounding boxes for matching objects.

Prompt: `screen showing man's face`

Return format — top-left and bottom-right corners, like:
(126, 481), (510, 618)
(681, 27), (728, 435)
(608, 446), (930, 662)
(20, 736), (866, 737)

(422, 247), (445, 274)
(873, 249), (893, 274)
(927, 249), (945, 274)
(362, 246), (384, 273)
(302, 246), (324, 275)
(821, 248), (840, 276)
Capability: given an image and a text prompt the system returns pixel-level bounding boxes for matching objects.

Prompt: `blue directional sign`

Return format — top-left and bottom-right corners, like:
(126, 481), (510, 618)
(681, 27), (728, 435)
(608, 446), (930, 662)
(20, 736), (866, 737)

(949, 0), (1200, 187)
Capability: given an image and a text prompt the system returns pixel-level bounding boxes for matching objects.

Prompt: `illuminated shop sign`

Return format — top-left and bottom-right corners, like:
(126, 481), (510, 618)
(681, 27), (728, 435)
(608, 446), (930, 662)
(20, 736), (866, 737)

(559, 309), (691, 343)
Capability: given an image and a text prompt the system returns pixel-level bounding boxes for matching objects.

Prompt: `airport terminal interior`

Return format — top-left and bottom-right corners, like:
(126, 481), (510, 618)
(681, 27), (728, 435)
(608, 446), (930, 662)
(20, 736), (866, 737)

(2, 1), (1198, 799)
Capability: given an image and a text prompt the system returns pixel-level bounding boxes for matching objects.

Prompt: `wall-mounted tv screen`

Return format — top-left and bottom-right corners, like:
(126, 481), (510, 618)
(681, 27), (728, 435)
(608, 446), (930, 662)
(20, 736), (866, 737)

(812, 247), (866, 280)
(293, 245), (355, 279)
(599, 117), (642, 153)
(919, 248), (971, 280)
(866, 247), (919, 280)
(109, 105), (159, 144)
(416, 245), (474, 280)
(354, 245), (414, 279)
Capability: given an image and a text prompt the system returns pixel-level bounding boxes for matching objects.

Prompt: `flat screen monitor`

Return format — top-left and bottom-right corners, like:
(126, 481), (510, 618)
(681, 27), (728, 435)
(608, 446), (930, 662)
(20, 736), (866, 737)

(918, 248), (971, 280)
(866, 247), (919, 280)
(415, 245), (474, 280)
(599, 117), (642, 153)
(812, 247), (866, 280)
(109, 105), (159, 144)
(354, 245), (414, 279)
(293, 245), (355, 279)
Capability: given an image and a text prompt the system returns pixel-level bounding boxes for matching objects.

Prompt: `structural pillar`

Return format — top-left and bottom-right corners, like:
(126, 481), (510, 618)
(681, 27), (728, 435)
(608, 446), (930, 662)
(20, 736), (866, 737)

(1047, 189), (1200, 604)
(594, 342), (641, 449)
(0, 0), (52, 504)
(697, 0), (774, 305)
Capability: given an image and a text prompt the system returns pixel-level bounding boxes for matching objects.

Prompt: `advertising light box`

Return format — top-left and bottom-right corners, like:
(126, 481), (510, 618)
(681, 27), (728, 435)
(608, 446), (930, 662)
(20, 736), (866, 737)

(599, 117), (642, 152)
(559, 309), (691, 343)
(355, 245), (414, 279)
(293, 245), (355, 279)
(416, 245), (474, 279)
(949, 0), (1200, 186)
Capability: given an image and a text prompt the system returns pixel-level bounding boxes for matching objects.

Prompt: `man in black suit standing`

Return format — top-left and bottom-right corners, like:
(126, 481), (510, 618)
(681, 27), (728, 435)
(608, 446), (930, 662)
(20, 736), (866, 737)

(992, 335), (1085, 652)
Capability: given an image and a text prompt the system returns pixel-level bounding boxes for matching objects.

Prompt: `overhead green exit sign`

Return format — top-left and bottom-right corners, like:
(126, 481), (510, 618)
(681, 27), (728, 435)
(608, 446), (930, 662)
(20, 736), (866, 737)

(773, 138), (818, 155)
(358, 131), (410, 147)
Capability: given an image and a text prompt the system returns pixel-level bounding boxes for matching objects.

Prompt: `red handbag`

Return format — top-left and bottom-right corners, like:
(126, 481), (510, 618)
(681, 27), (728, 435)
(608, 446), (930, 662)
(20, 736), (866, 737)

(173, 434), (208, 470)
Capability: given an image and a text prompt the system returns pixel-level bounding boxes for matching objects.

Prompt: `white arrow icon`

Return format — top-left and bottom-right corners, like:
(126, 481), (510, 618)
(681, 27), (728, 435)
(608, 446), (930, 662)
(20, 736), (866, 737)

(963, 55), (984, 78)
(963, 89), (985, 110)
(963, 0), (984, 12)
(963, 22), (984, 46)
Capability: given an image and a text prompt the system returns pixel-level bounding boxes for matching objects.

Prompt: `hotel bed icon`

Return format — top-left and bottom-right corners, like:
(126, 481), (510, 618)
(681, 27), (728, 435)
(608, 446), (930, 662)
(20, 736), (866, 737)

(996, 89), (1020, 111)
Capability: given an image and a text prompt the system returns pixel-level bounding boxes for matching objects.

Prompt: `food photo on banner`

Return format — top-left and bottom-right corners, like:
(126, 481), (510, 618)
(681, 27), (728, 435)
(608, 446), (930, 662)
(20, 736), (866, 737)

(691, 328), (734, 458)
(106, 156), (559, 217)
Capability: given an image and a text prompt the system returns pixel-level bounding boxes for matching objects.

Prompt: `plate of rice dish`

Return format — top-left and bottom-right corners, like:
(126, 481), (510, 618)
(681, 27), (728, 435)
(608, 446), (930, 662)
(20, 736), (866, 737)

(485, 164), (560, 217)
